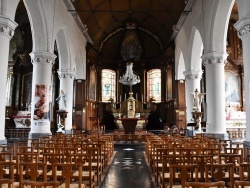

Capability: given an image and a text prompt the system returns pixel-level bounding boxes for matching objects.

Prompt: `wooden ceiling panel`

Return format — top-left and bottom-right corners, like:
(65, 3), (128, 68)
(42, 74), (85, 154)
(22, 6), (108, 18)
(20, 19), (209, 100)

(106, 0), (130, 10)
(140, 31), (162, 58)
(129, 0), (152, 10)
(72, 0), (187, 57)
(14, 0), (239, 67)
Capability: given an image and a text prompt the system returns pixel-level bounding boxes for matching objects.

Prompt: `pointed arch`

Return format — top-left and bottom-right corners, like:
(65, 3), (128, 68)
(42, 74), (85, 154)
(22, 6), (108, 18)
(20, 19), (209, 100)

(2, 0), (20, 20)
(23, 0), (48, 51)
(236, 0), (250, 19)
(75, 49), (86, 80)
(203, 0), (235, 53)
(188, 27), (203, 71)
(56, 27), (71, 70)
(175, 49), (185, 80)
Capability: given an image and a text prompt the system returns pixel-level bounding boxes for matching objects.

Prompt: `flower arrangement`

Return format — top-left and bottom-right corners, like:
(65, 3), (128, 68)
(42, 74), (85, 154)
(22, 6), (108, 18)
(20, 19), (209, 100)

(233, 121), (243, 127)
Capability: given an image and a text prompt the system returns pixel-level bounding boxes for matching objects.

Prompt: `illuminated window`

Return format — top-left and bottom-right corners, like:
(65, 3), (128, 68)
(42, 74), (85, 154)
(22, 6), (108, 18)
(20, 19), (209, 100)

(147, 69), (161, 102)
(101, 69), (116, 102)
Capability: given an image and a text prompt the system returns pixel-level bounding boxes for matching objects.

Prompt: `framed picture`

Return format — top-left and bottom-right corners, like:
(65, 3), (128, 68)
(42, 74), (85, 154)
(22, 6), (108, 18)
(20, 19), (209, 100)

(89, 67), (96, 101)
(225, 71), (240, 105)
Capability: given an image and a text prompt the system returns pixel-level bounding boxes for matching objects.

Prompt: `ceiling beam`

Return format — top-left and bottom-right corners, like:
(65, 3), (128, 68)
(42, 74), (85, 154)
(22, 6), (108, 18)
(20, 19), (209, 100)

(170, 0), (195, 41)
(68, 9), (192, 13)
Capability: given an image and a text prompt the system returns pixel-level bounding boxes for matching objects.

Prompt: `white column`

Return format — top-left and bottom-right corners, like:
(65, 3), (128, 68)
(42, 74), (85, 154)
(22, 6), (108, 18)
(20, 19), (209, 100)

(0, 15), (17, 142)
(183, 70), (203, 124)
(30, 52), (56, 135)
(234, 16), (250, 142)
(57, 70), (76, 133)
(202, 53), (227, 136)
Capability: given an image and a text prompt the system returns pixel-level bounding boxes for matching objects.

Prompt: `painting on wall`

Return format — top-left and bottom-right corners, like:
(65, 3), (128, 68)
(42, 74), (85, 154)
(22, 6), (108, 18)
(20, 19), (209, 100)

(225, 71), (240, 106)
(89, 67), (96, 101)
(22, 72), (32, 107)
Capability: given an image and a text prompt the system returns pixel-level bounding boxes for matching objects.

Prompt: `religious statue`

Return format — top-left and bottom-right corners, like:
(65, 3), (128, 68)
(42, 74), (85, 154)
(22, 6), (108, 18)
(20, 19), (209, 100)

(56, 90), (67, 111)
(191, 88), (206, 112)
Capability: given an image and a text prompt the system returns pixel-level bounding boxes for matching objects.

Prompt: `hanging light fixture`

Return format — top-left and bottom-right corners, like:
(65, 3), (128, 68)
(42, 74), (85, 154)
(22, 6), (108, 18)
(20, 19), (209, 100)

(119, 21), (141, 106)
(119, 62), (140, 86)
(119, 62), (140, 118)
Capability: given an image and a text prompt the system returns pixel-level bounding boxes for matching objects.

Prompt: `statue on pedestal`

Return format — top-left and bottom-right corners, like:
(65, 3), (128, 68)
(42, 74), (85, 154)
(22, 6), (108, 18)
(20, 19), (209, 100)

(191, 89), (206, 112)
(56, 90), (67, 111)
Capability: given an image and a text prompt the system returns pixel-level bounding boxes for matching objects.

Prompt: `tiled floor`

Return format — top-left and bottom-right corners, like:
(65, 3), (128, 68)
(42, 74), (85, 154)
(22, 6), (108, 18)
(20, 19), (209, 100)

(100, 144), (155, 188)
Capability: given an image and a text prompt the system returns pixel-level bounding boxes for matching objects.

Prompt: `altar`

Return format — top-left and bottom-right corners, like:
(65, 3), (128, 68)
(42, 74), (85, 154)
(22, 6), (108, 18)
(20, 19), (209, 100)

(13, 111), (31, 128)
(112, 98), (149, 133)
(225, 107), (246, 140)
(112, 62), (149, 133)
(116, 117), (146, 134)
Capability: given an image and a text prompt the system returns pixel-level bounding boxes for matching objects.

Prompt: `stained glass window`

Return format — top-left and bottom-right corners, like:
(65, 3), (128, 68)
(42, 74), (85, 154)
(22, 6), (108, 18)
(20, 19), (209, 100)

(147, 69), (161, 102)
(102, 69), (116, 102)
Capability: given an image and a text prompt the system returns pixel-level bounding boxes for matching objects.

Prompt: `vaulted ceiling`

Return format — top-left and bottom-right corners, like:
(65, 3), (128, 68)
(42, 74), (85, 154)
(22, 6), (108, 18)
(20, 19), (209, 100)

(70, 0), (190, 60)
(15, 1), (239, 66)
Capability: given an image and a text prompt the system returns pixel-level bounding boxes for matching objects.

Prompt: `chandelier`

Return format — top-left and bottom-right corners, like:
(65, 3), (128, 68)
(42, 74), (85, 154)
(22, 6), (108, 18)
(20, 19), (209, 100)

(119, 62), (140, 86)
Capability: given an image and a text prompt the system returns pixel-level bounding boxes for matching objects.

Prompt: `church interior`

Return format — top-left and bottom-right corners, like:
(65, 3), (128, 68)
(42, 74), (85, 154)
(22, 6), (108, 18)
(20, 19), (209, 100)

(1, 0), (250, 187)
(6, 0), (245, 138)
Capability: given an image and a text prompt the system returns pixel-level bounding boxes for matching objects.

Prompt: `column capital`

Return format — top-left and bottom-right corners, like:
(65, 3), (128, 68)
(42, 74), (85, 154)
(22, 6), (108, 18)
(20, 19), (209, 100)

(58, 69), (76, 79)
(201, 52), (228, 66)
(183, 70), (203, 80)
(29, 51), (57, 65)
(0, 15), (17, 39)
(234, 16), (250, 39)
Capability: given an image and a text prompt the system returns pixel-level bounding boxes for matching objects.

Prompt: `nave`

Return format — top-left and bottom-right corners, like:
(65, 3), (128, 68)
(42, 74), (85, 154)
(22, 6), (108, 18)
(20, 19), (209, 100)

(100, 144), (155, 188)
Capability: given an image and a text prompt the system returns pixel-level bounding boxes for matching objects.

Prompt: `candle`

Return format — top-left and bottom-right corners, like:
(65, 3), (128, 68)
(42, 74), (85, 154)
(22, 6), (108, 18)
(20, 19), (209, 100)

(142, 94), (143, 103)
(124, 93), (126, 100)
(136, 93), (138, 101)
(120, 95), (121, 103)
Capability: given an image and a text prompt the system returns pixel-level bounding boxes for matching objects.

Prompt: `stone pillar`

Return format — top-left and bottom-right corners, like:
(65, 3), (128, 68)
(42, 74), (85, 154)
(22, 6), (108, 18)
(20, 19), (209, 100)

(202, 53), (227, 137)
(57, 70), (76, 133)
(0, 15), (17, 143)
(30, 52), (56, 136)
(234, 16), (250, 142)
(183, 70), (203, 125)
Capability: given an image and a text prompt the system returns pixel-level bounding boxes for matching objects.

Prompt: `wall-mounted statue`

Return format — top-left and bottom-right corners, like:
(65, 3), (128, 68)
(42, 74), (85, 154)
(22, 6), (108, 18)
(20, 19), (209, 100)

(191, 88), (206, 112)
(56, 90), (67, 111)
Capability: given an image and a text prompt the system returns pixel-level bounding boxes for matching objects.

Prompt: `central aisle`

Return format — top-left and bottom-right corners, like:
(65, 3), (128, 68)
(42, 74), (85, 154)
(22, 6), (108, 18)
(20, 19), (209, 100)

(100, 144), (155, 188)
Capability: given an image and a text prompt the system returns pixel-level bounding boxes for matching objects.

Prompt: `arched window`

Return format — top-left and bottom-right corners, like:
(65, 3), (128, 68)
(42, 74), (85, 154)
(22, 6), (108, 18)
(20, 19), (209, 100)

(147, 69), (161, 102)
(101, 69), (116, 102)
